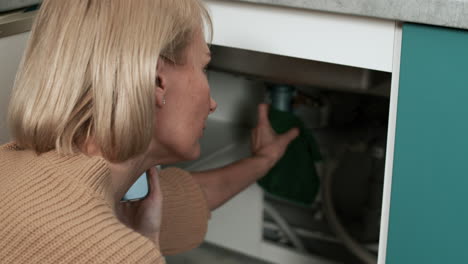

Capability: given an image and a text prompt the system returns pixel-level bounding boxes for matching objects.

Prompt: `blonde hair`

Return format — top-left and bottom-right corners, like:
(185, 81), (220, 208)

(8, 0), (212, 162)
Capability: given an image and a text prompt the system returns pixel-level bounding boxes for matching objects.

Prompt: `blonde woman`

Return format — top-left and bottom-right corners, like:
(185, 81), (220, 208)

(0, 0), (298, 263)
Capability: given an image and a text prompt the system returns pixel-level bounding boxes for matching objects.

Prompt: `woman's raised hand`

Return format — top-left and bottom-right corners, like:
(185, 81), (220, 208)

(251, 103), (299, 168)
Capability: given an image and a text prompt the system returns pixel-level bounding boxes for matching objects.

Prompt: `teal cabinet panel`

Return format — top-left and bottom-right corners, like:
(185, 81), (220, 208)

(386, 23), (468, 263)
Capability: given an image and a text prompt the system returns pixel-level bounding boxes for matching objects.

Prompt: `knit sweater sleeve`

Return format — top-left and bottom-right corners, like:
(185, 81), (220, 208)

(158, 167), (211, 256)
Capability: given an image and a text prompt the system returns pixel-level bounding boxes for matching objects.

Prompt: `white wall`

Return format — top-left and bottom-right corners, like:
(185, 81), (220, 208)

(0, 32), (29, 144)
(208, 70), (265, 126)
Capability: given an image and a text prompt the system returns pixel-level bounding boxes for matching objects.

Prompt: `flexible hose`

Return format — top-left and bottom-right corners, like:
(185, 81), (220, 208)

(263, 201), (307, 253)
(322, 161), (377, 264)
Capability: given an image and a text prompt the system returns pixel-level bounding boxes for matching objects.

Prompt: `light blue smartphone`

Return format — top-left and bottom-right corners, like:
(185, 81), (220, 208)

(121, 173), (149, 202)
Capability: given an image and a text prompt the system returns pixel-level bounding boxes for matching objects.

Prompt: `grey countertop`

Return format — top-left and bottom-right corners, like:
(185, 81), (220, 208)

(2, 0), (468, 30)
(230, 0), (468, 30)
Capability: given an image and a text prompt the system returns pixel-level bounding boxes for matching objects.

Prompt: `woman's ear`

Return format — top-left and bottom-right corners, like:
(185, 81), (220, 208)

(155, 59), (167, 108)
(155, 77), (166, 107)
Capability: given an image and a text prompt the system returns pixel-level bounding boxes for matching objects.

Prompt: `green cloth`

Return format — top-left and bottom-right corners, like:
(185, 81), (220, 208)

(258, 108), (322, 206)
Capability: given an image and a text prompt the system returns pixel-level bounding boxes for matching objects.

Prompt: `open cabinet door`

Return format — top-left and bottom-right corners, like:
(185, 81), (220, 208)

(386, 23), (468, 263)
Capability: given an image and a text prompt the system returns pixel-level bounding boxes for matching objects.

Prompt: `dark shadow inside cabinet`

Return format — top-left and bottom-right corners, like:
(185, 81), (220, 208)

(261, 89), (388, 264)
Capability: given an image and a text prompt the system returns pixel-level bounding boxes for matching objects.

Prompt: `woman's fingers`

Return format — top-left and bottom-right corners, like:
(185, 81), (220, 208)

(279, 127), (300, 147)
(257, 103), (270, 126)
(251, 104), (299, 163)
(146, 167), (162, 203)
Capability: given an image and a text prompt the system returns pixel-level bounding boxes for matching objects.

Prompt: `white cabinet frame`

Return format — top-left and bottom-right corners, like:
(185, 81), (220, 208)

(205, 0), (396, 72)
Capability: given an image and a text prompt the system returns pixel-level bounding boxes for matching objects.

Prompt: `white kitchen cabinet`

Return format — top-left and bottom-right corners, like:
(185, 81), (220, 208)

(193, 1), (404, 264)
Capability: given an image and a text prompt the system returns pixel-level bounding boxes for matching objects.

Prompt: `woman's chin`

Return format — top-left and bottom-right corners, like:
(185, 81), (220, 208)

(169, 144), (201, 163)
(149, 145), (201, 165)
(183, 145), (201, 161)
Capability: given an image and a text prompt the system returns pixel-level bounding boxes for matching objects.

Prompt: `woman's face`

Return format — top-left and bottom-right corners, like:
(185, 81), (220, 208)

(151, 29), (217, 164)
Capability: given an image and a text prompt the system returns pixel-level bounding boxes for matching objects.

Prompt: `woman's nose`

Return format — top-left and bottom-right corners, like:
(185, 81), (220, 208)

(209, 97), (218, 114)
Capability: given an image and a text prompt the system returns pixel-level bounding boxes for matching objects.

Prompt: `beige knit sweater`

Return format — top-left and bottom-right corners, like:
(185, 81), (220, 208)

(0, 143), (210, 263)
